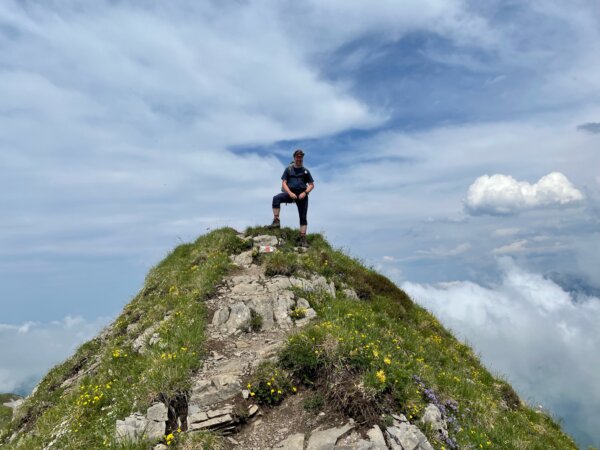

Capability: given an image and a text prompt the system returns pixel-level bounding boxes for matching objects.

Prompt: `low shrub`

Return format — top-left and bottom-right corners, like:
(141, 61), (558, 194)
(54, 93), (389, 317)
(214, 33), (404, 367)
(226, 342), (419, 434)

(248, 309), (263, 332)
(263, 251), (299, 276)
(303, 393), (324, 412)
(245, 362), (295, 407)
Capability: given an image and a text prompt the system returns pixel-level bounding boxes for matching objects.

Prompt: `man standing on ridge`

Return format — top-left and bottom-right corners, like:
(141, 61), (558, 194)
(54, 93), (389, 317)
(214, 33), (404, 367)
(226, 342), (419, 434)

(269, 149), (314, 247)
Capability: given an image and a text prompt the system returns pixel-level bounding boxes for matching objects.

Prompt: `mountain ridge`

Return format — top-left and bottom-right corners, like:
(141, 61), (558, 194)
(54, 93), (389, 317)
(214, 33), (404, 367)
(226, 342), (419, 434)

(0, 227), (578, 449)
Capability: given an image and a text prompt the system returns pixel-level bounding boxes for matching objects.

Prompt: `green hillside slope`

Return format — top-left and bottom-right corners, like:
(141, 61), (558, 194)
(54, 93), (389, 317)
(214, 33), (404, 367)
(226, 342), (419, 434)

(0, 227), (578, 449)
(0, 395), (21, 430)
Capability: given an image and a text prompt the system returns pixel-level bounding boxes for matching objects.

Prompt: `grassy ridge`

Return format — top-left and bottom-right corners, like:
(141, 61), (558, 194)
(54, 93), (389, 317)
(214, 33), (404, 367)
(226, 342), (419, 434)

(0, 227), (578, 449)
(0, 228), (250, 449)
(246, 227), (578, 450)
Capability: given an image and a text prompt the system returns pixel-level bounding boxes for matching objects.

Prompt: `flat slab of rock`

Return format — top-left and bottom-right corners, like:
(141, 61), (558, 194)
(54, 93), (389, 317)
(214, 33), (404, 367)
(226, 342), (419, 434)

(386, 422), (434, 450)
(147, 402), (168, 422)
(116, 412), (165, 442)
(253, 235), (279, 247)
(273, 433), (305, 449)
(366, 425), (388, 449)
(307, 423), (354, 450)
(188, 414), (234, 430)
(189, 375), (241, 408)
(231, 250), (254, 267)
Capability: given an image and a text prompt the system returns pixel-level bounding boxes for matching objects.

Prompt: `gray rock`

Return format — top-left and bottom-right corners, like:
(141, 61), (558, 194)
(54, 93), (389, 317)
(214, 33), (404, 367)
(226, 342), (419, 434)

(187, 408), (209, 424)
(116, 412), (165, 442)
(126, 323), (141, 335)
(145, 420), (166, 440)
(190, 375), (241, 407)
(248, 405), (259, 416)
(225, 302), (252, 332)
(247, 297), (276, 329)
(231, 282), (260, 295)
(273, 433), (305, 449)
(272, 290), (295, 329)
(253, 235), (279, 247)
(232, 250), (254, 267)
(188, 414), (233, 430)
(335, 440), (374, 450)
(385, 423), (434, 450)
(132, 324), (160, 354)
(290, 275), (336, 298)
(267, 277), (293, 291)
(307, 423), (354, 450)
(147, 402), (168, 422)
(153, 445), (168, 450)
(148, 332), (161, 347)
(212, 307), (230, 327)
(391, 413), (409, 423)
(296, 298), (311, 309)
(366, 425), (388, 450)
(230, 274), (258, 285)
(342, 288), (360, 300)
(420, 403), (448, 439)
(207, 406), (233, 418)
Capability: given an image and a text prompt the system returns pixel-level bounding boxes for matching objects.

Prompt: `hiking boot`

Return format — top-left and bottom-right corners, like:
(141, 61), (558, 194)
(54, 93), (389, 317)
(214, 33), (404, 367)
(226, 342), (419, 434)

(268, 218), (280, 229)
(299, 235), (309, 248)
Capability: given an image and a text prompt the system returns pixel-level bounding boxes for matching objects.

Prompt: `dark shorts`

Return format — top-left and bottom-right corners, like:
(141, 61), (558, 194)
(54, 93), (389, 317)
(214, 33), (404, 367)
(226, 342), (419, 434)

(272, 189), (308, 226)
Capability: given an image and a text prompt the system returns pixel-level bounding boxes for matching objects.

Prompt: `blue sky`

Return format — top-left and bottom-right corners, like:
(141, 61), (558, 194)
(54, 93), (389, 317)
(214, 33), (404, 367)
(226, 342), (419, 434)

(1, 0), (599, 446)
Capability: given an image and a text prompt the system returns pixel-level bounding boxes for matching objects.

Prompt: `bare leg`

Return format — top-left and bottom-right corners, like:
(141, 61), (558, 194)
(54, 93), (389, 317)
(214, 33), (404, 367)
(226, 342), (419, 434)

(273, 208), (280, 219)
(300, 225), (307, 235)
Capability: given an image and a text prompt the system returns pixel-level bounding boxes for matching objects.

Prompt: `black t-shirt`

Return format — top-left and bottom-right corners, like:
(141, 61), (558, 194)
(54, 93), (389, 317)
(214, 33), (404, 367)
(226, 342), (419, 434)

(281, 166), (314, 191)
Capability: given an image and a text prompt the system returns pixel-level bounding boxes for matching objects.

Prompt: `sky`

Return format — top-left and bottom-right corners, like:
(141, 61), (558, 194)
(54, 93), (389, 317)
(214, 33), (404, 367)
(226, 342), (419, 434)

(0, 0), (599, 446)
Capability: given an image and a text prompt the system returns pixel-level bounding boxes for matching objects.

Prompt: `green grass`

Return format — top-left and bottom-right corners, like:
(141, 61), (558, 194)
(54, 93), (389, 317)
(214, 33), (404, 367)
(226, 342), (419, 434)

(257, 230), (579, 450)
(0, 227), (578, 449)
(0, 228), (250, 449)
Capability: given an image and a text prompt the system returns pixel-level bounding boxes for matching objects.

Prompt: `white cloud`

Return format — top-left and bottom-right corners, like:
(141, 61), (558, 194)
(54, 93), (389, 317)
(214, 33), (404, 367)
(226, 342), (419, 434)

(402, 259), (600, 446)
(493, 227), (520, 237)
(0, 316), (110, 393)
(415, 243), (472, 258)
(492, 239), (528, 255)
(466, 172), (584, 215)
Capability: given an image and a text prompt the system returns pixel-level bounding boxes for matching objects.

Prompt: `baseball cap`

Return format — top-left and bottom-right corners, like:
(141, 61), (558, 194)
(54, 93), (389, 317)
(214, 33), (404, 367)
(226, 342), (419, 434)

(293, 149), (305, 157)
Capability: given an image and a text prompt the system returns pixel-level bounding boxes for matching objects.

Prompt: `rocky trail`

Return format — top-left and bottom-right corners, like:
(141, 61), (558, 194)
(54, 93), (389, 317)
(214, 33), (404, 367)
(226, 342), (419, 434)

(117, 234), (446, 450)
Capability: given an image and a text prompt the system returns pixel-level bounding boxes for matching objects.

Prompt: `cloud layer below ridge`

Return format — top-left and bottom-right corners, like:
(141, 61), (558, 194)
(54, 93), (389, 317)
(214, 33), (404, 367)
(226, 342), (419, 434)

(402, 259), (600, 446)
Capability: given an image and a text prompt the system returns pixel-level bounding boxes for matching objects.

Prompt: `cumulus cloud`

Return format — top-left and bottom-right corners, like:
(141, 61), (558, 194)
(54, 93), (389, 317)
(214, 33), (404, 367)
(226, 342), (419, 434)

(402, 259), (600, 447)
(576, 122), (600, 134)
(0, 316), (110, 393)
(465, 172), (583, 215)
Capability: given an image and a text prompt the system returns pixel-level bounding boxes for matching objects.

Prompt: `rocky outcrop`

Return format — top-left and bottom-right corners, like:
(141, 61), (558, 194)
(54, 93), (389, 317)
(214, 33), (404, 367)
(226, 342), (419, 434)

(385, 414), (434, 450)
(115, 403), (168, 443)
(210, 271), (324, 334)
(113, 234), (437, 450)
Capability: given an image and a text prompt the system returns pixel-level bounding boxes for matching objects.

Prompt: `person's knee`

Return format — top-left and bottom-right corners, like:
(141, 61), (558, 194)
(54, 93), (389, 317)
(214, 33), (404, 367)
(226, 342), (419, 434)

(272, 195), (282, 209)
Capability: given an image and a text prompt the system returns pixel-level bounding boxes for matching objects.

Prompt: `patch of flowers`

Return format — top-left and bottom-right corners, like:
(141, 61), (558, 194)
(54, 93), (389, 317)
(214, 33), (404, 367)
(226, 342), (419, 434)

(246, 362), (295, 406)
(413, 375), (459, 449)
(290, 306), (307, 320)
